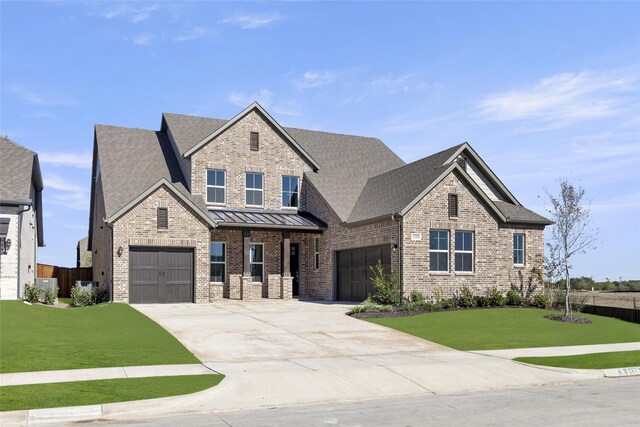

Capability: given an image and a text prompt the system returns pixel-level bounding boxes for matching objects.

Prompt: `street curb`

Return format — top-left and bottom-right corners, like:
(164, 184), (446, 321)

(603, 366), (640, 378)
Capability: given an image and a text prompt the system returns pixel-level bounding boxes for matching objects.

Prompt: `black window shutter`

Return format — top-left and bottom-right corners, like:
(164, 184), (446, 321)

(448, 194), (458, 217)
(250, 132), (259, 151)
(157, 207), (168, 229)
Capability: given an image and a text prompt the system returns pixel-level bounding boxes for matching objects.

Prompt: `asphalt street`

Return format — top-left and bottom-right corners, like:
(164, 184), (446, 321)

(77, 377), (640, 426)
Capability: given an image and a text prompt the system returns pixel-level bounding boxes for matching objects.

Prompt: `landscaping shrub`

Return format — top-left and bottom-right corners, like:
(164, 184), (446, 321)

(570, 293), (588, 312)
(410, 290), (425, 304)
(456, 286), (476, 308)
(71, 285), (105, 307)
(532, 294), (551, 309)
(348, 298), (394, 315)
(487, 286), (505, 307)
(506, 289), (523, 306)
(474, 295), (491, 307)
(369, 262), (401, 306)
(23, 283), (40, 304)
(440, 298), (454, 310)
(42, 286), (58, 305)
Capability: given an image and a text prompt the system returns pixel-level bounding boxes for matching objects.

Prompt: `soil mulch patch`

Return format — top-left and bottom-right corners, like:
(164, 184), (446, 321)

(349, 308), (429, 319)
(544, 314), (592, 324)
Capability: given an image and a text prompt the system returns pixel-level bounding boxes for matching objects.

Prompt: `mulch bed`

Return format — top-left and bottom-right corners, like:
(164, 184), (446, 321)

(349, 308), (428, 319)
(544, 314), (592, 324)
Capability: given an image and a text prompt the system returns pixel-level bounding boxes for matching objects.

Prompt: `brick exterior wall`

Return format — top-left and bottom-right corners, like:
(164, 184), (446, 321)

(91, 175), (112, 294)
(111, 185), (210, 303)
(401, 170), (544, 299)
(301, 180), (400, 300)
(190, 110), (313, 210)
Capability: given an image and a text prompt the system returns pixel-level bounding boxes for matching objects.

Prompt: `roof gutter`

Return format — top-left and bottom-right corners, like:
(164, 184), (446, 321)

(0, 199), (32, 206)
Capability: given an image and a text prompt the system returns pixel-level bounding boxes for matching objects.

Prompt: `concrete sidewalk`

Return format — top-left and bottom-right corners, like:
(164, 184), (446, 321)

(471, 342), (640, 359)
(0, 364), (215, 387)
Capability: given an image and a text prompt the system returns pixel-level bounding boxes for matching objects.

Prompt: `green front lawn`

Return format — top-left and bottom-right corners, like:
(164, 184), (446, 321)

(0, 374), (224, 412)
(366, 308), (640, 350)
(0, 301), (198, 373)
(515, 350), (640, 370)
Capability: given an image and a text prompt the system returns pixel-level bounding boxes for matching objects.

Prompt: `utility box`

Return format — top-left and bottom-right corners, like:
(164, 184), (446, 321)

(75, 281), (94, 289)
(36, 278), (58, 292)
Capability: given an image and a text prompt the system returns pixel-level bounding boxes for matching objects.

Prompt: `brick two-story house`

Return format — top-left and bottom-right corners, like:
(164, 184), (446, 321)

(88, 102), (551, 303)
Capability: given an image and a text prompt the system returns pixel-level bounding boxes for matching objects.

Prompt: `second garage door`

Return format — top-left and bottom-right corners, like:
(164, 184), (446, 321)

(129, 247), (194, 303)
(337, 245), (391, 301)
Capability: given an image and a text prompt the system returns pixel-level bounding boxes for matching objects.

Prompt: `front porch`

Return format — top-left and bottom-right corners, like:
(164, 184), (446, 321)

(207, 209), (325, 301)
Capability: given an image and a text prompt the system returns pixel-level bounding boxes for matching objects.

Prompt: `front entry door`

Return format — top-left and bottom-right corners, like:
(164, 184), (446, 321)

(290, 243), (300, 297)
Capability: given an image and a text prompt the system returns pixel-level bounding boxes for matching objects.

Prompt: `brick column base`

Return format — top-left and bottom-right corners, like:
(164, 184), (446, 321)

(209, 283), (223, 301)
(282, 276), (293, 300)
(267, 274), (282, 299)
(229, 274), (242, 300)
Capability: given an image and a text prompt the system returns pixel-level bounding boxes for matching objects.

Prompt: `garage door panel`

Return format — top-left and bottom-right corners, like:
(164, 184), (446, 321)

(130, 248), (193, 303)
(337, 245), (391, 302)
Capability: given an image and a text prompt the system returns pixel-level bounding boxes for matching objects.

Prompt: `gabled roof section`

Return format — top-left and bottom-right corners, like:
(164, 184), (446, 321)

(347, 143), (551, 226)
(94, 125), (203, 221)
(443, 142), (520, 205)
(180, 102), (321, 170)
(161, 113), (227, 157)
(348, 144), (464, 224)
(107, 178), (217, 228)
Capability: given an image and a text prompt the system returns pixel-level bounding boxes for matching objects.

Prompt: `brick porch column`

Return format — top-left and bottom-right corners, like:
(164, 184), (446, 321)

(282, 232), (291, 278)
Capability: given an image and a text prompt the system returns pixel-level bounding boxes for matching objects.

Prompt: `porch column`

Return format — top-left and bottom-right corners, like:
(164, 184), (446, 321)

(243, 229), (251, 276)
(282, 232), (291, 277)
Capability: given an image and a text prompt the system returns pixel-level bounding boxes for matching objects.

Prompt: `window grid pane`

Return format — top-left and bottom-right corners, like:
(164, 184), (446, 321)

(513, 234), (525, 265)
(429, 230), (449, 271)
(246, 173), (264, 206)
(282, 176), (299, 208)
(454, 231), (474, 272)
(206, 169), (225, 204)
(210, 242), (226, 282)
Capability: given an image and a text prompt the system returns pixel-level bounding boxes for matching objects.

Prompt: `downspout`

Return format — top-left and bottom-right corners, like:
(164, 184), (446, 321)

(391, 212), (402, 297)
(16, 204), (32, 299)
(104, 219), (114, 303)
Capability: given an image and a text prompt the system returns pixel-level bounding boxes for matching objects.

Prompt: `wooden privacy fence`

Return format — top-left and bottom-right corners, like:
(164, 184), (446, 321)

(582, 305), (640, 324)
(37, 264), (92, 297)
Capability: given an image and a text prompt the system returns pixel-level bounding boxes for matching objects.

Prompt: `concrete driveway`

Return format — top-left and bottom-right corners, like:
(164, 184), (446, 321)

(130, 301), (601, 416)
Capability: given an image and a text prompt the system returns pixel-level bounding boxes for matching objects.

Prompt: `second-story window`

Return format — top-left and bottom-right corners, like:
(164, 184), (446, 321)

(246, 172), (264, 206)
(282, 176), (299, 208)
(206, 169), (225, 204)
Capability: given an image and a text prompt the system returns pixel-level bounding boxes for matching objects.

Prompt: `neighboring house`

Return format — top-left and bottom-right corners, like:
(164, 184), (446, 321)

(76, 236), (92, 267)
(88, 102), (551, 304)
(0, 137), (44, 300)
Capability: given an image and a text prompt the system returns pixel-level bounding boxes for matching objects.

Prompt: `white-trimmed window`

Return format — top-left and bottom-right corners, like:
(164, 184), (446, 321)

(313, 236), (320, 269)
(429, 230), (449, 272)
(206, 169), (225, 204)
(250, 243), (264, 282)
(282, 176), (299, 208)
(513, 233), (525, 266)
(455, 231), (474, 272)
(246, 172), (264, 206)
(210, 242), (226, 282)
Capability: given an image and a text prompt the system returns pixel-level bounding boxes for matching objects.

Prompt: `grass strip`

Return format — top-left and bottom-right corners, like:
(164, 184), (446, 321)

(515, 350), (640, 369)
(0, 301), (198, 373)
(0, 374), (223, 412)
(366, 308), (640, 350)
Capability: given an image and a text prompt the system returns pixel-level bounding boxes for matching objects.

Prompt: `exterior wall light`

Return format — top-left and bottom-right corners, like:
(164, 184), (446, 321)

(117, 246), (123, 257)
(0, 238), (11, 255)
(391, 243), (398, 253)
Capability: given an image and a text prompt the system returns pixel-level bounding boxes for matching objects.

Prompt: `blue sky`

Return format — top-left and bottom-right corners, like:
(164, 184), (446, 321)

(2, 1), (639, 280)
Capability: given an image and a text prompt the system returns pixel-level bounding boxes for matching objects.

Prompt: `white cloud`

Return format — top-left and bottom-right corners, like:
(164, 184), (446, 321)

(478, 69), (638, 130)
(101, 3), (160, 23)
(132, 33), (154, 45)
(292, 71), (336, 90)
(371, 74), (430, 94)
(229, 89), (273, 108)
(591, 192), (640, 214)
(10, 86), (78, 107)
(39, 152), (92, 169)
(44, 174), (90, 211)
(173, 26), (209, 42)
(220, 13), (283, 29)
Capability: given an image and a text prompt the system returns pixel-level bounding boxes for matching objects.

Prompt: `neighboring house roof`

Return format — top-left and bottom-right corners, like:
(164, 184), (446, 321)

(208, 208), (326, 231)
(0, 136), (43, 202)
(93, 126), (212, 226)
(0, 136), (45, 246)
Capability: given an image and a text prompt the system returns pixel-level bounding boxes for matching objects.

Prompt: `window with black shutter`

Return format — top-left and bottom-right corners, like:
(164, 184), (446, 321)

(250, 132), (259, 151)
(448, 194), (458, 218)
(157, 207), (168, 229)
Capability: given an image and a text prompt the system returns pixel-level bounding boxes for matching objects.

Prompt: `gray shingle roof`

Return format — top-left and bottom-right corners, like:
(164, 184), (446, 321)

(494, 200), (553, 225)
(0, 137), (41, 202)
(347, 144), (464, 224)
(160, 113), (406, 222)
(95, 125), (208, 220)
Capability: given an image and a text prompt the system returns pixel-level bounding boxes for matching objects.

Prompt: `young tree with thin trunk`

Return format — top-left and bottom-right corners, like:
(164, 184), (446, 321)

(546, 180), (598, 317)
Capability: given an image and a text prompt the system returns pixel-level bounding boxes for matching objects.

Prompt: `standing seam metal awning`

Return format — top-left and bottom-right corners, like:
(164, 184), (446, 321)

(208, 209), (326, 231)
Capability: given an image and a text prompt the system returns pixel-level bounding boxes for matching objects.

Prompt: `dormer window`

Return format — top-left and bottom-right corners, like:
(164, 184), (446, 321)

(250, 132), (259, 151)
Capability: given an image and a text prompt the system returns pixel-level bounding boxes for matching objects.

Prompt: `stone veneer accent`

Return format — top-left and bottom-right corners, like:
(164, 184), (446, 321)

(401, 170), (544, 298)
(111, 185), (210, 303)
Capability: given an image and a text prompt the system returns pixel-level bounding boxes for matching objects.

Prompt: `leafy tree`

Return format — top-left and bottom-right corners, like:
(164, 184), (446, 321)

(545, 180), (598, 317)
